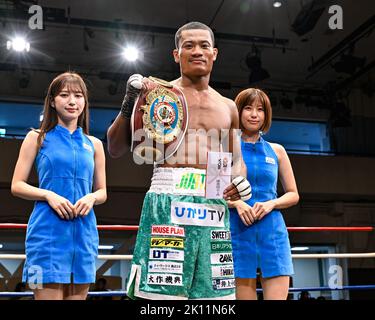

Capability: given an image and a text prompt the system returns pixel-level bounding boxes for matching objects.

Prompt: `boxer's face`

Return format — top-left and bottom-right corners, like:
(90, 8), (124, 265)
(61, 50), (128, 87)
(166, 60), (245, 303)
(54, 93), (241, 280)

(241, 97), (265, 133)
(173, 29), (218, 77)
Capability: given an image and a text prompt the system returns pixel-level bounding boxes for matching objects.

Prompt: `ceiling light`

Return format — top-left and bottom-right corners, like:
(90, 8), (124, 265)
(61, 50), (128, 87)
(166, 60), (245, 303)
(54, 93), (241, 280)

(273, 1), (282, 8)
(7, 37), (30, 52)
(123, 46), (139, 62)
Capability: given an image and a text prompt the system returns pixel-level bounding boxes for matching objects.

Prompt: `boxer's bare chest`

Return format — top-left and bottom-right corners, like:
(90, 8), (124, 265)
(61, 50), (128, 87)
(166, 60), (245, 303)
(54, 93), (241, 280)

(183, 89), (232, 131)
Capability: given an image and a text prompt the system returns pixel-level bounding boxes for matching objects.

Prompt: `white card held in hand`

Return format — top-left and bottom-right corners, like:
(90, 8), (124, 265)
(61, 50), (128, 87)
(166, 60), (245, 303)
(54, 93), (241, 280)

(205, 152), (232, 199)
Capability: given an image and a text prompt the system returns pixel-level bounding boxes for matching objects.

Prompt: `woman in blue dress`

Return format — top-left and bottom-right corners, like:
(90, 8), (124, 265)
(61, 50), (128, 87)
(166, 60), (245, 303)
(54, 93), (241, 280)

(229, 88), (299, 300)
(11, 72), (107, 300)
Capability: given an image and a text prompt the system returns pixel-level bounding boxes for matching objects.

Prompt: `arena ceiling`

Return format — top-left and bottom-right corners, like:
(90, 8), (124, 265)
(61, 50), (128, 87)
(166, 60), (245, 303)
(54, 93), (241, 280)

(0, 0), (374, 102)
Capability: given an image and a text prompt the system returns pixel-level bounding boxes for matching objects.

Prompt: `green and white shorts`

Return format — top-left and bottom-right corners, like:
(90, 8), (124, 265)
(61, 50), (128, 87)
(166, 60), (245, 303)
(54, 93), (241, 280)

(127, 167), (235, 300)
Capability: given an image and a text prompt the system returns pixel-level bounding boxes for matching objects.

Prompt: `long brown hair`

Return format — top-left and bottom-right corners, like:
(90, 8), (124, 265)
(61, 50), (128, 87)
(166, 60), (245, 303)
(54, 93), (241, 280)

(37, 72), (90, 147)
(234, 88), (272, 134)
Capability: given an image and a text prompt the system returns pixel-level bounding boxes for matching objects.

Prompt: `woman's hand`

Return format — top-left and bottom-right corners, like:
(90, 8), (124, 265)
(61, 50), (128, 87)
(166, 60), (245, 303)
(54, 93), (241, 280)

(45, 191), (75, 220)
(253, 200), (276, 221)
(74, 193), (96, 217)
(234, 200), (257, 226)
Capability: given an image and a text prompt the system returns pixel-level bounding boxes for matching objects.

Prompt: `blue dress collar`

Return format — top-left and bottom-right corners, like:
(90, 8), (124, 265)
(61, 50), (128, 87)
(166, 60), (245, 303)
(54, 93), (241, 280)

(55, 124), (83, 136)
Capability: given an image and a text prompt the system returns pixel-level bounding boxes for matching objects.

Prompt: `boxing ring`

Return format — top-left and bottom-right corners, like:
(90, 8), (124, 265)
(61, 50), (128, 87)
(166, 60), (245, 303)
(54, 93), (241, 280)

(0, 223), (374, 299)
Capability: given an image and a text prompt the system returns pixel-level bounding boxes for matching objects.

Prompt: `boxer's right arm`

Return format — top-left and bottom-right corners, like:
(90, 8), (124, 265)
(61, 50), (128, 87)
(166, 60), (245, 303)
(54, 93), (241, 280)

(106, 112), (132, 158)
(107, 74), (143, 158)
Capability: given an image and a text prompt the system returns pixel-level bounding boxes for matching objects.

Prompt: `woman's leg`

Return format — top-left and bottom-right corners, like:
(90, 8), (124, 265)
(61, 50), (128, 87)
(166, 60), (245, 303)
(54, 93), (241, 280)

(235, 278), (258, 300)
(33, 283), (64, 300)
(63, 284), (90, 300)
(260, 276), (290, 300)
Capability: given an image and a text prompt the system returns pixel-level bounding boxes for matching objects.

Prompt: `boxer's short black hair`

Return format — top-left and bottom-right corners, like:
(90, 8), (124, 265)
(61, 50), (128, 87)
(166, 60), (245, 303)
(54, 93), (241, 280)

(175, 21), (215, 48)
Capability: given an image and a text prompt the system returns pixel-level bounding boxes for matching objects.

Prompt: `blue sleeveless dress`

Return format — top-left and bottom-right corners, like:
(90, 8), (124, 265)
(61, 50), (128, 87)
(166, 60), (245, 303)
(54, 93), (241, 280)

(22, 125), (98, 284)
(230, 137), (293, 278)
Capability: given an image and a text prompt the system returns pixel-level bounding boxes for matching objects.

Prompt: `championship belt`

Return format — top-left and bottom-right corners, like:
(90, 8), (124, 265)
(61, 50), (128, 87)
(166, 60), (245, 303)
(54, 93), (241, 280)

(130, 76), (188, 163)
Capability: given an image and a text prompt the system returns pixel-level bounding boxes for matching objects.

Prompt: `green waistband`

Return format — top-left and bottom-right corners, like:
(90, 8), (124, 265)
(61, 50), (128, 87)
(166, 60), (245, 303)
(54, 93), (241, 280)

(175, 172), (206, 191)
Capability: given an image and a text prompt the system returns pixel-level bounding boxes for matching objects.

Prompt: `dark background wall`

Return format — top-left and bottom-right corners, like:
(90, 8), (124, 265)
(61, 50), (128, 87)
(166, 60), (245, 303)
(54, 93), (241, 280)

(0, 0), (374, 297)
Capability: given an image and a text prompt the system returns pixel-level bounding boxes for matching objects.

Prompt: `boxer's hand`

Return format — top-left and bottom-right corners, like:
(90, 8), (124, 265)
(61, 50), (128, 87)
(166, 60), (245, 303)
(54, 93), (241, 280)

(120, 74), (144, 119)
(223, 176), (252, 201)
